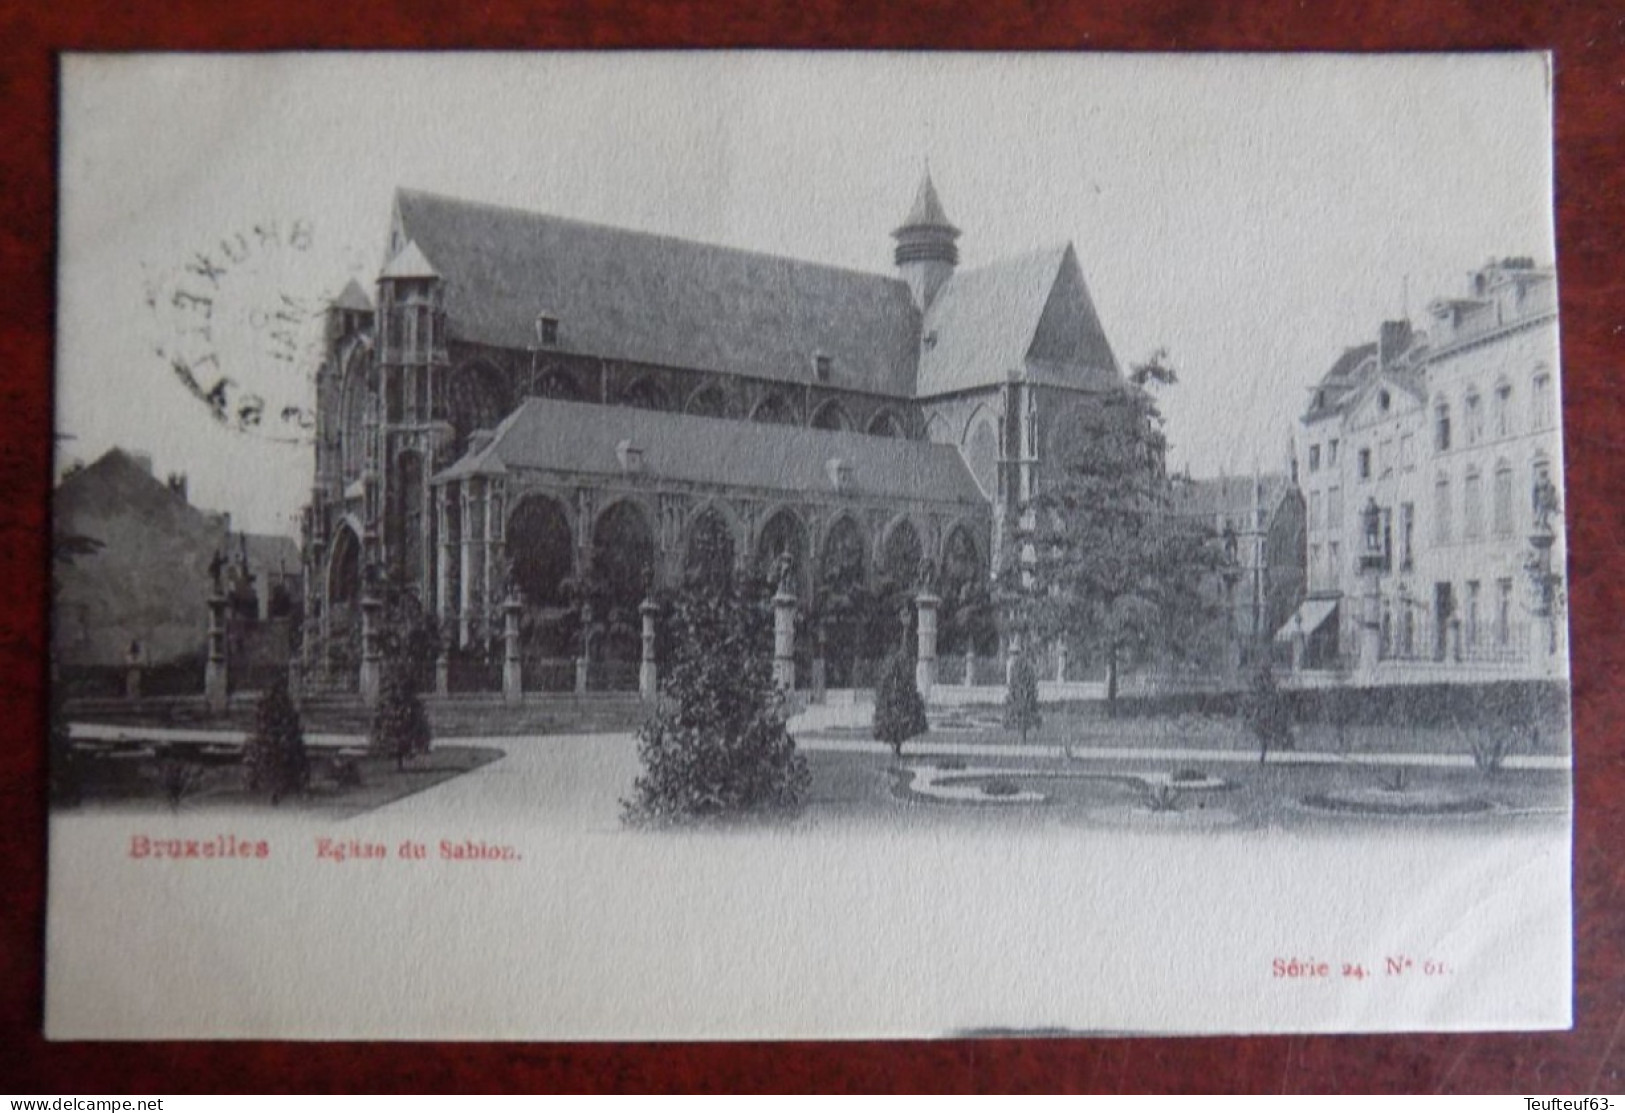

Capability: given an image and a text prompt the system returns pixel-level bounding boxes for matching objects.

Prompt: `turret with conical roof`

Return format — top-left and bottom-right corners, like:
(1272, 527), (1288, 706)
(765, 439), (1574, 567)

(892, 171), (960, 312)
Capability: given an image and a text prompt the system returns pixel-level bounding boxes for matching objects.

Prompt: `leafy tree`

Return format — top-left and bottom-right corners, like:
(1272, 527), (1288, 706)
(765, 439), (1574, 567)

(1242, 662), (1294, 765)
(370, 656), (433, 771)
(623, 581), (809, 825)
(245, 676), (309, 803)
(1004, 652), (1042, 744)
(873, 649), (928, 757)
(1008, 352), (1221, 711)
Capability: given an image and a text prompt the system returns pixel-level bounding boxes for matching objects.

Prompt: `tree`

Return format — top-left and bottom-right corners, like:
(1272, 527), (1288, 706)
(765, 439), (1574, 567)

(873, 649), (928, 757)
(1011, 351), (1222, 711)
(623, 581), (810, 825)
(1241, 662), (1294, 765)
(1004, 652), (1042, 744)
(370, 657), (433, 771)
(245, 676), (309, 803)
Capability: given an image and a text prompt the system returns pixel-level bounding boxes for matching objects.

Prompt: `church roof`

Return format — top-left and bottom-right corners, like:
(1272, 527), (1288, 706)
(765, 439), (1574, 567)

(917, 244), (1119, 396)
(392, 189), (921, 396)
(896, 172), (957, 233)
(331, 278), (374, 312)
(432, 397), (986, 507)
(380, 239), (440, 280)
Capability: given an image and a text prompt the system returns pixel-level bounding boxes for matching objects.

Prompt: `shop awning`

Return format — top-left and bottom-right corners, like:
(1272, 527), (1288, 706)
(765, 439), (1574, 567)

(1274, 597), (1339, 642)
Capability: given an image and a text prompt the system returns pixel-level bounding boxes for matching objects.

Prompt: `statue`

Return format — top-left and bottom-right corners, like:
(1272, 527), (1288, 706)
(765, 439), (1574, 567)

(1532, 473), (1560, 534)
(773, 549), (795, 596)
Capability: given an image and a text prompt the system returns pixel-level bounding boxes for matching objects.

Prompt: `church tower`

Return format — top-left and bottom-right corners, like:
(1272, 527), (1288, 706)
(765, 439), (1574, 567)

(892, 171), (960, 312)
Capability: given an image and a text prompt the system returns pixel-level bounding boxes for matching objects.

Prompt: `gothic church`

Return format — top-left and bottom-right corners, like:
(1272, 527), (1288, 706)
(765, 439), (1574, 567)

(303, 174), (1124, 690)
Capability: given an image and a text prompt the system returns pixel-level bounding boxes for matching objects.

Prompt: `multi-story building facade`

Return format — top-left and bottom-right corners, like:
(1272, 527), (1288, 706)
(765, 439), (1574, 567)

(1287, 259), (1564, 679)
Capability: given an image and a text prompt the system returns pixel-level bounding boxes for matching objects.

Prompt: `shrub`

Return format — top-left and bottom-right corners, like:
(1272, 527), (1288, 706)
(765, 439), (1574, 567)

(1144, 782), (1182, 812)
(1004, 653), (1042, 744)
(1241, 664), (1293, 765)
(244, 677), (309, 804)
(370, 658), (432, 771)
(622, 585), (810, 825)
(873, 649), (928, 757)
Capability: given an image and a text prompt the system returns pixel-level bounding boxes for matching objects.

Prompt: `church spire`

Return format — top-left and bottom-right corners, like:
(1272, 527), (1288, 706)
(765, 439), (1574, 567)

(892, 170), (960, 311)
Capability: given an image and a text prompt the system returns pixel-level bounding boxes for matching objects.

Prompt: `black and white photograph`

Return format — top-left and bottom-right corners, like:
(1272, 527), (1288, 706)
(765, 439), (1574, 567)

(47, 52), (1570, 1039)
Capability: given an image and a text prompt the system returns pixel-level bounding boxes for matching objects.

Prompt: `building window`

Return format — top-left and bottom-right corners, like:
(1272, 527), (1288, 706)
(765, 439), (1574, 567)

(1497, 578), (1513, 647)
(1463, 468), (1484, 540)
(1357, 448), (1372, 481)
(1399, 502), (1414, 570)
(1435, 400), (1451, 452)
(1493, 461), (1514, 537)
(1465, 389), (1484, 444)
(1495, 381), (1513, 437)
(1327, 485), (1342, 529)
(1532, 370), (1554, 430)
(1466, 580), (1481, 649)
(813, 354), (833, 381)
(1434, 473), (1451, 544)
(1309, 444), (1321, 473)
(1328, 439), (1339, 467)
(1328, 540), (1340, 581)
(1309, 544), (1321, 590)
(1379, 390), (1391, 412)
(537, 315), (560, 346)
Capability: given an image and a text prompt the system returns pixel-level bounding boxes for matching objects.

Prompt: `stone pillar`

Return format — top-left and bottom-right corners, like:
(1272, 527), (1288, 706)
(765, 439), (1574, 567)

(1529, 527), (1558, 668)
(639, 596), (659, 700)
(576, 602), (592, 694)
(359, 595), (382, 706)
(914, 590), (940, 700)
(1054, 639), (1069, 684)
(1357, 571), (1382, 681)
(811, 623), (827, 705)
(125, 648), (143, 702)
(205, 594), (229, 712)
(502, 594), (523, 704)
(772, 586), (797, 690)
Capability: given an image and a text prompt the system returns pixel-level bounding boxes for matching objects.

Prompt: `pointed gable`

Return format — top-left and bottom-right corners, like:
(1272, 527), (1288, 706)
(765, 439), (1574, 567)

(380, 239), (439, 280)
(332, 278), (374, 312)
(1024, 244), (1120, 386)
(916, 244), (1119, 397)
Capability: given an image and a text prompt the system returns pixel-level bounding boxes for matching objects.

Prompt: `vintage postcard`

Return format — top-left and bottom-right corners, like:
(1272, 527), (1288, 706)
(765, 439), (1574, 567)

(47, 52), (1571, 1039)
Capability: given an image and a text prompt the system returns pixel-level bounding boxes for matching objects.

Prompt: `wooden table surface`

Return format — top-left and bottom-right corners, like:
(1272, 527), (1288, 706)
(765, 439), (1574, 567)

(2, 0), (1622, 1094)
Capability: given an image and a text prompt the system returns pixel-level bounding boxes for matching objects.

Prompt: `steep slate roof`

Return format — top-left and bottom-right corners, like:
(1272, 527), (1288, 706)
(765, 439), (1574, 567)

(897, 173), (957, 232)
(392, 189), (922, 396)
(433, 397), (986, 506)
(1169, 473), (1296, 522)
(332, 278), (374, 312)
(917, 244), (1119, 397)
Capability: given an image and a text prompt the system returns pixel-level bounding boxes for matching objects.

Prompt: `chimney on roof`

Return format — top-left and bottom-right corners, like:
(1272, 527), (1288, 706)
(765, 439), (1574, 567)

(166, 472), (189, 502)
(892, 170), (960, 313)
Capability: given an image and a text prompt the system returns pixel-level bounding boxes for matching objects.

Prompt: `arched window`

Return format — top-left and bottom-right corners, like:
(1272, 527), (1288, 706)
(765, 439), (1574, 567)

(1494, 380), (1513, 437)
(1464, 388), (1483, 445)
(621, 378), (670, 412)
(1463, 466), (1484, 540)
(684, 385), (729, 419)
(751, 393), (798, 426)
(508, 495), (574, 607)
(682, 509), (736, 594)
(534, 368), (581, 401)
(755, 509), (808, 596)
(448, 361), (512, 457)
(867, 409), (906, 438)
(810, 400), (853, 432)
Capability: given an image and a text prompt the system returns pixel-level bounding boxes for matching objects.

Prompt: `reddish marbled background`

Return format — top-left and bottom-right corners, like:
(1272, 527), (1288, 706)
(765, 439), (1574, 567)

(2, 0), (1622, 1093)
